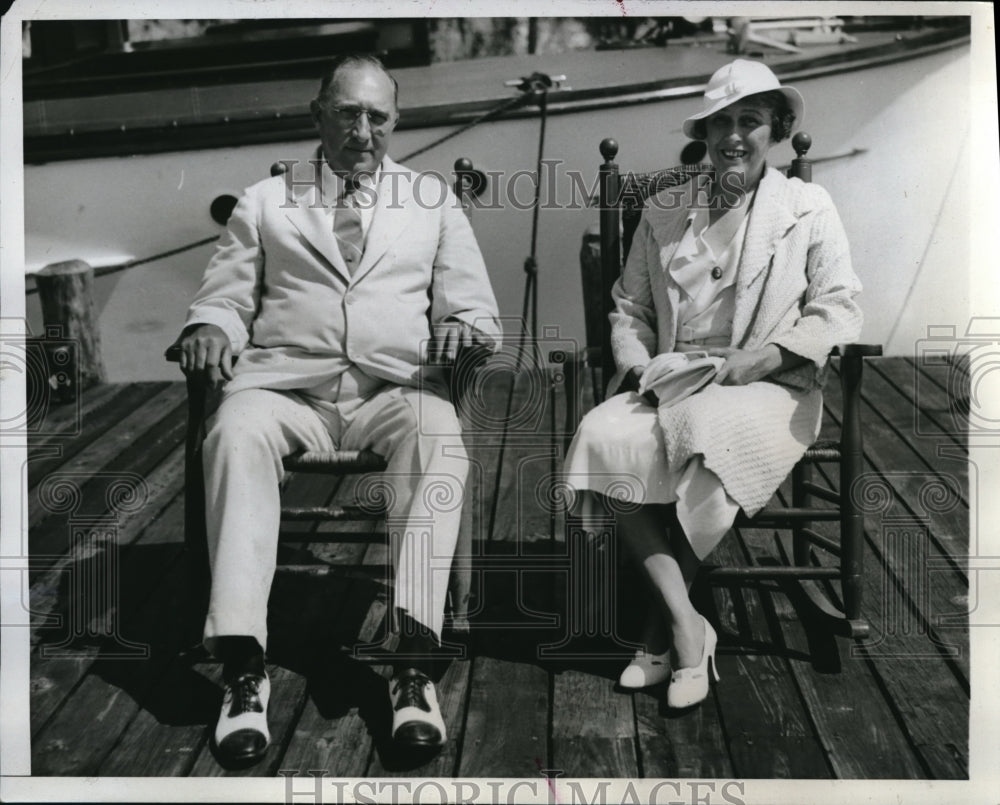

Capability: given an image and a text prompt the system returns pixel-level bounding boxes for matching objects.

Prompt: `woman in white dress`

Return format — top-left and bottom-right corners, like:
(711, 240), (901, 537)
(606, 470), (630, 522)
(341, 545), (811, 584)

(562, 60), (863, 708)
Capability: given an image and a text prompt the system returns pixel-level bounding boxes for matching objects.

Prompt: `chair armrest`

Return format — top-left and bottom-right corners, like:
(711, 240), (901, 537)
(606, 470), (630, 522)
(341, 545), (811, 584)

(839, 344), (883, 359)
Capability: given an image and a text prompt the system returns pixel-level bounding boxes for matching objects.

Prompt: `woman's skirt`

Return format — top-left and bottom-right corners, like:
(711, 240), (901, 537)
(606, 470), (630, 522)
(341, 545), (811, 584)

(562, 391), (740, 560)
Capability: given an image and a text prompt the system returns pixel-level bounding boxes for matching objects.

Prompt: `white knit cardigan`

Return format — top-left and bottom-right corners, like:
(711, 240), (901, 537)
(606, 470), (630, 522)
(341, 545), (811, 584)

(608, 166), (863, 514)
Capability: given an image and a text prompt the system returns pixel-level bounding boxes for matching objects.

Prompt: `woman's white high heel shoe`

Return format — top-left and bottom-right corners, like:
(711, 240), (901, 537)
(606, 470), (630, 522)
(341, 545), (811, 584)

(666, 616), (719, 709)
(618, 649), (671, 689)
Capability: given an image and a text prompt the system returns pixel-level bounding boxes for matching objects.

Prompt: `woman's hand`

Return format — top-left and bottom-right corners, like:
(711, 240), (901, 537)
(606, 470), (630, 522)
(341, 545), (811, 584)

(708, 345), (783, 386)
(620, 366), (659, 407)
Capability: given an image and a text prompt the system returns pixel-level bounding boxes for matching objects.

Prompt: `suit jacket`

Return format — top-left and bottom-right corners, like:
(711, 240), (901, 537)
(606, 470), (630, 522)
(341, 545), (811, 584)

(185, 153), (501, 397)
(606, 166), (864, 514)
(608, 166), (863, 394)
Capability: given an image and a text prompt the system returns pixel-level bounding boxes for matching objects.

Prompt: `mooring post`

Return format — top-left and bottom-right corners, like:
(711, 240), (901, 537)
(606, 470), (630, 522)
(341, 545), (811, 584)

(34, 259), (107, 398)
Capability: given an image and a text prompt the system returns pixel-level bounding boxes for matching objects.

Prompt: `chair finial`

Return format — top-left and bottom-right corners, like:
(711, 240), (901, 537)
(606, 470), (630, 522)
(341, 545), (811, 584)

(792, 132), (812, 159)
(600, 138), (619, 162)
(454, 157), (474, 172)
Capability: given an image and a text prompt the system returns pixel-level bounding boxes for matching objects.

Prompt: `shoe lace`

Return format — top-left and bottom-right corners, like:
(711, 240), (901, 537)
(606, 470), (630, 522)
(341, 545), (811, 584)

(391, 672), (431, 712)
(228, 674), (264, 715)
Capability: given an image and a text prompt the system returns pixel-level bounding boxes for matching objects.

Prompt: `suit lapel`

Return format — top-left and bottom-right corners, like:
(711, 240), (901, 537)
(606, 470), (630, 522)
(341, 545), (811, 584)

(732, 167), (800, 345)
(350, 156), (413, 285)
(282, 160), (352, 285)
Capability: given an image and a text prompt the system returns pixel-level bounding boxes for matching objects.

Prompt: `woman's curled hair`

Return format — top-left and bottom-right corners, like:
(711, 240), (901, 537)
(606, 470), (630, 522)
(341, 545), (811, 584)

(689, 90), (796, 143)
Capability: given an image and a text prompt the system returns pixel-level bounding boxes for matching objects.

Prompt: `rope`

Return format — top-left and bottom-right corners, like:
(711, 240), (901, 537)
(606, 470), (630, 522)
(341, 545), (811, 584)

(25, 234), (221, 295)
(399, 93), (533, 163)
(26, 91), (535, 296)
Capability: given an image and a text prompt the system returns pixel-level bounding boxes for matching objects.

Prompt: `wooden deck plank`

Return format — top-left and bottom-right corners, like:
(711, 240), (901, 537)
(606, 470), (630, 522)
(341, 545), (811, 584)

(488, 368), (556, 546)
(29, 491), (186, 735)
(902, 355), (967, 439)
(276, 456), (401, 776)
(30, 539), (194, 773)
(104, 549), (369, 776)
(276, 545), (386, 776)
(551, 664), (638, 778)
(96, 651), (214, 777)
(32, 671), (146, 775)
(88, 436), (358, 775)
(859, 362), (969, 508)
(28, 444), (185, 651)
(25, 359), (973, 779)
(450, 361), (513, 626)
(823, 367), (970, 684)
(460, 365), (559, 775)
(870, 358), (965, 451)
(705, 536), (832, 779)
(633, 686), (734, 779)
(27, 381), (134, 449)
(458, 656), (549, 777)
(27, 383), (186, 527)
(372, 363), (553, 776)
(27, 382), (170, 489)
(738, 526), (928, 779)
(793, 469), (970, 778)
(27, 385), (188, 582)
(829, 361), (968, 562)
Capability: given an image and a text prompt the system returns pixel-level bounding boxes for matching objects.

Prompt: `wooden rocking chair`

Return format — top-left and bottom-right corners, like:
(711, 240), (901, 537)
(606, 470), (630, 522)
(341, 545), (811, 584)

(565, 134), (882, 638)
(165, 159), (488, 646)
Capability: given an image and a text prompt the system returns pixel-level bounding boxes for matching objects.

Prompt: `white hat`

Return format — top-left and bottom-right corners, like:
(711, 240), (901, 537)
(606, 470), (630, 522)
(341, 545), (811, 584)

(683, 59), (803, 139)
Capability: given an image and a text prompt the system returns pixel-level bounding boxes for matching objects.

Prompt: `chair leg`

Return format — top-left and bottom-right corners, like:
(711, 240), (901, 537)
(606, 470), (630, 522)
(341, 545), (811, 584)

(562, 350), (582, 453)
(791, 462), (810, 567)
(839, 351), (867, 626)
(448, 533), (472, 634)
(785, 351), (870, 639)
(181, 374), (212, 655)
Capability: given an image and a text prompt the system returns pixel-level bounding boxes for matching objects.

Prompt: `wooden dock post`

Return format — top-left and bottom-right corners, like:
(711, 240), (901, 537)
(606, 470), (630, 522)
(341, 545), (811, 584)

(34, 259), (107, 396)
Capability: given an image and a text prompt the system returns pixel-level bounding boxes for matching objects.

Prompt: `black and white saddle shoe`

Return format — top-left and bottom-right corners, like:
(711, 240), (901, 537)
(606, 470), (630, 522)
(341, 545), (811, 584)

(213, 672), (271, 765)
(388, 668), (446, 748)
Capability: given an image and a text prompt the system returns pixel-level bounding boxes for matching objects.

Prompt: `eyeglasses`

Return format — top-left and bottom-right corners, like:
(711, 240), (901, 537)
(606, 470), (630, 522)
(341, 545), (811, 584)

(323, 104), (394, 134)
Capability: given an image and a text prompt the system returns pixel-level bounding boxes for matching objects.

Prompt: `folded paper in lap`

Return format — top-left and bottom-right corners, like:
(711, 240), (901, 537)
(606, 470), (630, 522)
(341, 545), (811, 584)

(638, 352), (726, 408)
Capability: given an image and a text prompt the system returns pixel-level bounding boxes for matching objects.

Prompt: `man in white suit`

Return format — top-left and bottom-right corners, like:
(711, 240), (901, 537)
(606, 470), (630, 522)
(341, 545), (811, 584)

(178, 54), (501, 765)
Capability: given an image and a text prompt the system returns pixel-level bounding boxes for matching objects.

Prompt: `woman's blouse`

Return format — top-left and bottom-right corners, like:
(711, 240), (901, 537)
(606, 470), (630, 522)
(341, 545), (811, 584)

(668, 201), (750, 349)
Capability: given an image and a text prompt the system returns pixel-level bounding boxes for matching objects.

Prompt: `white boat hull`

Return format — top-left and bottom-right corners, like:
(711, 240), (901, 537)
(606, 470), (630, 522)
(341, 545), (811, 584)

(24, 44), (972, 380)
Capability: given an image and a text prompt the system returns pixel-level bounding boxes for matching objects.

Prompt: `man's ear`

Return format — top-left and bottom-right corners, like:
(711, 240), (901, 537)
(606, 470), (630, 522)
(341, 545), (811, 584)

(309, 99), (322, 127)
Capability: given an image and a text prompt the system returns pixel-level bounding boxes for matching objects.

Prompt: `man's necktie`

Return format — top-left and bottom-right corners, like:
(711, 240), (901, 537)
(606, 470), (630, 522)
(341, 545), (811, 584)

(334, 181), (364, 274)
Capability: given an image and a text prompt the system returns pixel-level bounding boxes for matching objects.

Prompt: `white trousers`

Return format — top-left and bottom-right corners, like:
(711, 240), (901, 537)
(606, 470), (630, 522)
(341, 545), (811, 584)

(201, 380), (468, 653)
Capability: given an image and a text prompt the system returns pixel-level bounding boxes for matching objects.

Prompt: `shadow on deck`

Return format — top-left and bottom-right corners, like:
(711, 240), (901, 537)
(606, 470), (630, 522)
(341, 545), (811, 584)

(24, 356), (969, 779)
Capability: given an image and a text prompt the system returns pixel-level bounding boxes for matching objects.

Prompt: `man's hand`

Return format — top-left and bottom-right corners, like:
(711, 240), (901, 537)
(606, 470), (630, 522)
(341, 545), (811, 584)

(709, 345), (782, 386)
(428, 320), (495, 365)
(179, 324), (235, 387)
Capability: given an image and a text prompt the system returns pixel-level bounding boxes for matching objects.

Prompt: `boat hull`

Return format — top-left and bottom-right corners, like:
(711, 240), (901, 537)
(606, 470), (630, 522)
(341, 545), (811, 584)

(22, 31), (972, 379)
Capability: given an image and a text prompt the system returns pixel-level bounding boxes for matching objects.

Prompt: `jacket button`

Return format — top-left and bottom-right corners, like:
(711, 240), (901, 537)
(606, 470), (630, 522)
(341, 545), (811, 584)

(711, 266), (723, 280)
